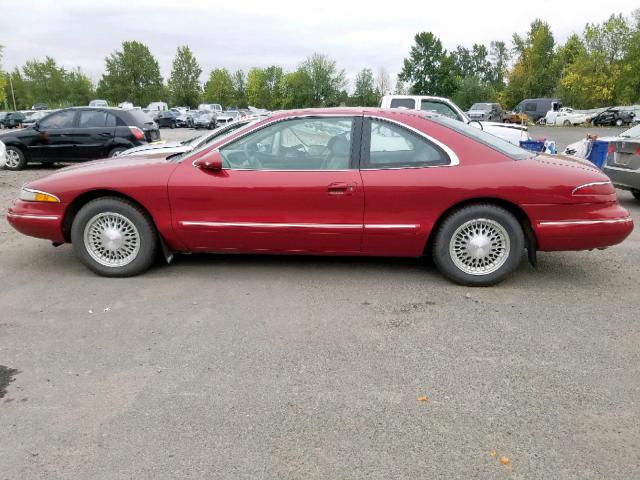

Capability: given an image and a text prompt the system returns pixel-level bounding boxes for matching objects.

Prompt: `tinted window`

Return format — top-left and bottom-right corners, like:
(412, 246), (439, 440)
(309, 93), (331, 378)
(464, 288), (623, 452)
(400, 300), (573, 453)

(127, 110), (154, 125)
(106, 113), (117, 127)
(220, 117), (354, 170)
(78, 110), (109, 128)
(39, 110), (76, 129)
(390, 98), (416, 109)
(428, 114), (535, 160)
(524, 102), (537, 111)
(420, 100), (459, 120)
(366, 119), (449, 168)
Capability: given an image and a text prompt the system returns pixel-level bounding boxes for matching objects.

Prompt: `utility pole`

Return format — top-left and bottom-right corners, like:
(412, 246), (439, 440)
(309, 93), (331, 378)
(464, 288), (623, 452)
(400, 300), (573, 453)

(8, 73), (16, 111)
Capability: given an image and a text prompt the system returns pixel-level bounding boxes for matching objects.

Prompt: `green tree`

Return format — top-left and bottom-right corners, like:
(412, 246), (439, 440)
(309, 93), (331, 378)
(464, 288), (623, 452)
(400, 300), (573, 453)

(245, 66), (285, 109)
(204, 68), (234, 106)
(168, 46), (202, 107)
(97, 41), (164, 106)
(503, 20), (557, 107)
(488, 40), (510, 91)
(299, 53), (346, 106)
(350, 68), (378, 106)
(281, 69), (314, 108)
(0, 46), (6, 107)
(398, 32), (459, 97)
(64, 68), (95, 106)
(452, 76), (496, 110)
(230, 70), (246, 108)
(22, 57), (68, 105)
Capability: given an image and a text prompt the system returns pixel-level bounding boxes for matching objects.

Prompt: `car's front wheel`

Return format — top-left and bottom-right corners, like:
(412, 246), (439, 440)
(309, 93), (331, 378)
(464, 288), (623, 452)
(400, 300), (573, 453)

(432, 204), (525, 286)
(71, 197), (158, 277)
(4, 146), (27, 170)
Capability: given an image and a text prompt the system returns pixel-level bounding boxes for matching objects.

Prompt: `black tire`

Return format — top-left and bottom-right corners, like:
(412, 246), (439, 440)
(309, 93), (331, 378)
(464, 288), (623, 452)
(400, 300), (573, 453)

(563, 120), (572, 127)
(108, 146), (127, 158)
(170, 122), (175, 129)
(432, 204), (525, 286)
(3, 145), (27, 171)
(615, 119), (623, 127)
(632, 190), (640, 202)
(71, 197), (158, 277)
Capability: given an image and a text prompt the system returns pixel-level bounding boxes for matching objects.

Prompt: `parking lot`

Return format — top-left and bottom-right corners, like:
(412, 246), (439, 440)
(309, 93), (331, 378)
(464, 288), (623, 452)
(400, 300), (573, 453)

(1, 126), (639, 478)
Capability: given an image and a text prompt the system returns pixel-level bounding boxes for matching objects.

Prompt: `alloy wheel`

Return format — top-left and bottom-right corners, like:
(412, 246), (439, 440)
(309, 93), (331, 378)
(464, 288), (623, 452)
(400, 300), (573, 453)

(449, 218), (510, 276)
(83, 212), (141, 267)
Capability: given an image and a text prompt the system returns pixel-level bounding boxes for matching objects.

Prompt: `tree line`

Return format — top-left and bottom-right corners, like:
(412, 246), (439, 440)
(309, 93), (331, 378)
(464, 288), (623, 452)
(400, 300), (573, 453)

(1, 9), (639, 112)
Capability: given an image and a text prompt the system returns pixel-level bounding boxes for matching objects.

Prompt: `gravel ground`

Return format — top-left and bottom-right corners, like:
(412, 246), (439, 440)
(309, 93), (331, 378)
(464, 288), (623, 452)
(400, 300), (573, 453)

(1, 126), (639, 479)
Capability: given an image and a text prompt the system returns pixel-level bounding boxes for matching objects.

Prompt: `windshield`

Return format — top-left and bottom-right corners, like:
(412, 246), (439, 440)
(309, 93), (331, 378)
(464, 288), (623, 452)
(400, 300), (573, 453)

(470, 103), (490, 111)
(426, 114), (535, 160)
(621, 124), (640, 138)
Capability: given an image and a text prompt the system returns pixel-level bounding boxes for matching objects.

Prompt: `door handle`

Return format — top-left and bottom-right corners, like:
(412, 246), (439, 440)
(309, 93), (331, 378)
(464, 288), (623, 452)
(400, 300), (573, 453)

(327, 182), (356, 195)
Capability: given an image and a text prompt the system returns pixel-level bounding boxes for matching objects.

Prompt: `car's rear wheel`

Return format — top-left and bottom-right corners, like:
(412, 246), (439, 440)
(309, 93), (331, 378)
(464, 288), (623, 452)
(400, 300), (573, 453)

(108, 146), (127, 158)
(71, 197), (158, 277)
(4, 146), (26, 170)
(563, 120), (572, 126)
(432, 204), (525, 286)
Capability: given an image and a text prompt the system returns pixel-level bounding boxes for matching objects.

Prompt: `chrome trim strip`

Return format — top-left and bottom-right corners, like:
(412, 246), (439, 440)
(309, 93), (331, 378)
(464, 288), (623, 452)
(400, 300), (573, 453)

(7, 212), (60, 220)
(21, 187), (61, 203)
(571, 181), (612, 195)
(180, 221), (362, 229)
(539, 217), (632, 226)
(364, 224), (419, 229)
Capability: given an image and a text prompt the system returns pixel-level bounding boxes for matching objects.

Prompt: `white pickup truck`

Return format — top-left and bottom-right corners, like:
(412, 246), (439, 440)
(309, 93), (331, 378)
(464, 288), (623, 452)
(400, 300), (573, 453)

(380, 95), (528, 145)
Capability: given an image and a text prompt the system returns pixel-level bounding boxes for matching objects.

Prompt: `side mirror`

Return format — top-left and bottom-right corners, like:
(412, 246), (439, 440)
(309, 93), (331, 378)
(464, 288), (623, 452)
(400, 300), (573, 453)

(33, 121), (40, 131)
(194, 150), (223, 171)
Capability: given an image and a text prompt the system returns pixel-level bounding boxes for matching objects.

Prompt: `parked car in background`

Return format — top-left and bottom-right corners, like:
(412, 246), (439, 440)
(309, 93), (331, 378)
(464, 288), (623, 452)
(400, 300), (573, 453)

(0, 107), (160, 170)
(119, 118), (259, 157)
(501, 110), (527, 124)
(175, 111), (195, 128)
(467, 103), (502, 122)
(198, 103), (223, 114)
(380, 95), (528, 145)
(193, 111), (217, 129)
(31, 103), (49, 111)
(22, 110), (53, 128)
(0, 140), (6, 168)
(513, 98), (562, 123)
(88, 99), (109, 107)
(0, 112), (26, 129)
(548, 107), (588, 126)
(602, 123), (640, 202)
(6, 108), (633, 285)
(216, 110), (240, 125)
(147, 102), (169, 112)
(154, 111), (178, 129)
(591, 108), (636, 127)
(118, 102), (134, 110)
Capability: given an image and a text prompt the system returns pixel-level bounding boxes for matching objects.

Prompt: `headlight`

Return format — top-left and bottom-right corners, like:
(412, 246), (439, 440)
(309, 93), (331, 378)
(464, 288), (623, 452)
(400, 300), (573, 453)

(19, 187), (60, 203)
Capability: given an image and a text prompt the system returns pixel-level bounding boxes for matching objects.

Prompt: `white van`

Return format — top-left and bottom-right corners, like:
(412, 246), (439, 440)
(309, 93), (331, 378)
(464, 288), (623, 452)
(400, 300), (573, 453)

(88, 99), (109, 107)
(380, 95), (528, 145)
(147, 102), (168, 112)
(198, 103), (223, 114)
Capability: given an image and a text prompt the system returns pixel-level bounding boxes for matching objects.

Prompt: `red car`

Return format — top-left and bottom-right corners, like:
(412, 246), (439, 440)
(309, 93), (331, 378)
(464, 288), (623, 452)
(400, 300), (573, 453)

(6, 108), (634, 286)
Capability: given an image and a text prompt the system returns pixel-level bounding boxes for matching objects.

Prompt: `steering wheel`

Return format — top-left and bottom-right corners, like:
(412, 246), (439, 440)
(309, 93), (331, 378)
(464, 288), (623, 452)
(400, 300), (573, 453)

(243, 142), (262, 169)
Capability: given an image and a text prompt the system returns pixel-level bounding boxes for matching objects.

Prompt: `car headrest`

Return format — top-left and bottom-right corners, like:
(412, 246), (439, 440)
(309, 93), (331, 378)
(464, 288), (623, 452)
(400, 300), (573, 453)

(328, 136), (349, 156)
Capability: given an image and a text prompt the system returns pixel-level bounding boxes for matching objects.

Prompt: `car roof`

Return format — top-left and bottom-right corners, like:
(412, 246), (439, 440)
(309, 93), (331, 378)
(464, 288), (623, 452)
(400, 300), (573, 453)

(266, 107), (439, 120)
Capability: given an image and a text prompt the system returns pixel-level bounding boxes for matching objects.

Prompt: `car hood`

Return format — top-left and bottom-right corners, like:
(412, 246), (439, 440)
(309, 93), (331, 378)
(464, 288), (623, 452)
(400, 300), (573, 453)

(468, 110), (489, 115)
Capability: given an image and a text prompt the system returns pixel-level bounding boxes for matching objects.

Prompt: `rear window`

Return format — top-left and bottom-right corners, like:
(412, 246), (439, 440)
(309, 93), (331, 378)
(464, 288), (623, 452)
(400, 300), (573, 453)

(428, 115), (535, 160)
(127, 110), (155, 125)
(390, 98), (416, 109)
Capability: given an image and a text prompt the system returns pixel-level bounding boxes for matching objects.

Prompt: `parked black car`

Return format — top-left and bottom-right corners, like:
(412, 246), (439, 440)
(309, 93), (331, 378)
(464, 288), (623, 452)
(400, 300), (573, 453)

(0, 107), (160, 170)
(193, 111), (217, 129)
(591, 108), (636, 127)
(154, 111), (178, 129)
(0, 112), (26, 129)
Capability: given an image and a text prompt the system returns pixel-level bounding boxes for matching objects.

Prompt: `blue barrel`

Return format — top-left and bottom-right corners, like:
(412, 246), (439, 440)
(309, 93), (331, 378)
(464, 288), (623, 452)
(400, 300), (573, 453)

(519, 140), (546, 153)
(587, 140), (610, 169)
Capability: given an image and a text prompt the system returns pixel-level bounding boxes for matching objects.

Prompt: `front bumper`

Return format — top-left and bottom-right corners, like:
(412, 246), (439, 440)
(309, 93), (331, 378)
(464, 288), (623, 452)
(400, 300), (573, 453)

(523, 203), (634, 251)
(6, 200), (66, 243)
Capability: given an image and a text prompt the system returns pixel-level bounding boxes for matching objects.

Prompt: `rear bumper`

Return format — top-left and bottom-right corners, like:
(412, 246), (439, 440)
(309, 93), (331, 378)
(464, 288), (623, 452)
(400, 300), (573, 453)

(6, 200), (66, 243)
(603, 166), (640, 192)
(523, 203), (634, 251)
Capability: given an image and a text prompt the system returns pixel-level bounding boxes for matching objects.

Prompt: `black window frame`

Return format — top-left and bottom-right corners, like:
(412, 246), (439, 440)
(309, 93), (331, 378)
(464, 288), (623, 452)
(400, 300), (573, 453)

(360, 116), (451, 170)
(217, 115), (363, 171)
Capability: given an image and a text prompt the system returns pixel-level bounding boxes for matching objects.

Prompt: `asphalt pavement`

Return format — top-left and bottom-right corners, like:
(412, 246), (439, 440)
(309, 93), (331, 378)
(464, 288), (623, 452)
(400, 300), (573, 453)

(1, 125), (639, 479)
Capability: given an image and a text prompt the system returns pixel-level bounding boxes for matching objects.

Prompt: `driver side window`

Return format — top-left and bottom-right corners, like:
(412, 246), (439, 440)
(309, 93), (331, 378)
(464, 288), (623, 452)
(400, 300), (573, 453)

(219, 117), (354, 170)
(39, 110), (76, 129)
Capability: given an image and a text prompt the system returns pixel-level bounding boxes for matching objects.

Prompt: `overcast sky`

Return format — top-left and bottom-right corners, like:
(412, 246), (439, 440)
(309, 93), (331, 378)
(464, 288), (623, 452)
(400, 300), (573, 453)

(1, 0), (636, 88)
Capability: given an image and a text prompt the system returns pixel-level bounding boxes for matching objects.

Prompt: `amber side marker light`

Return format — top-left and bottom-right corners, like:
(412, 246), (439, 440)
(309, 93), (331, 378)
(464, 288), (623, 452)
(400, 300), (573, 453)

(19, 188), (60, 203)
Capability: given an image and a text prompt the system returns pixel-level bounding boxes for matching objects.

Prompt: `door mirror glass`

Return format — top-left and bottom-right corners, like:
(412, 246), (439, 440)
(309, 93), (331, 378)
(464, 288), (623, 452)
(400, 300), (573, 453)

(194, 150), (223, 171)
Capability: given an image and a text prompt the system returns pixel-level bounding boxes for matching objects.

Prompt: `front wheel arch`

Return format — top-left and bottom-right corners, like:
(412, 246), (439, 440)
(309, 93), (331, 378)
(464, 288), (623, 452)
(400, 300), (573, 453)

(424, 198), (537, 261)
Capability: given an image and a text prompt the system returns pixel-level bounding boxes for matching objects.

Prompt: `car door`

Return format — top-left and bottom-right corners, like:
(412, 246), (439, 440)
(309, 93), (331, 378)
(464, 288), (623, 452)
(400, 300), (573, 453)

(72, 110), (117, 160)
(358, 116), (455, 256)
(26, 110), (77, 162)
(169, 115), (365, 254)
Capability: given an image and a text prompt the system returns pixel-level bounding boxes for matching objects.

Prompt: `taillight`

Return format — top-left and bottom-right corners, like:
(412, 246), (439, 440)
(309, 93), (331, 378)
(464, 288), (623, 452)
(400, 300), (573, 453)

(572, 181), (615, 196)
(129, 126), (145, 140)
(607, 143), (615, 154)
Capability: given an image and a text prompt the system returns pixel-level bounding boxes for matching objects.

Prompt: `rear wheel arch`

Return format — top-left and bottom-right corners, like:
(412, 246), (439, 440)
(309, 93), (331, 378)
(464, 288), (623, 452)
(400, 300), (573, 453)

(424, 198), (537, 258)
(62, 190), (158, 243)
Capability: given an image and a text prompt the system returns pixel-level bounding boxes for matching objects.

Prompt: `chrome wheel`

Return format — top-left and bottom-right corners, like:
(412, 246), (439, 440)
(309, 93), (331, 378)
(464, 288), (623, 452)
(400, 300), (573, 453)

(83, 212), (140, 267)
(5, 149), (21, 168)
(449, 218), (510, 276)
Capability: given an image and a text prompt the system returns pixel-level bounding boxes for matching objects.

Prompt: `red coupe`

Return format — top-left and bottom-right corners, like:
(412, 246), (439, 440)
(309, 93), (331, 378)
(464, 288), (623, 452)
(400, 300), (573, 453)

(6, 108), (634, 286)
